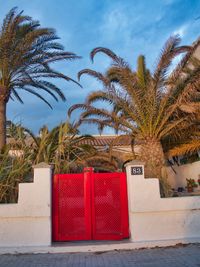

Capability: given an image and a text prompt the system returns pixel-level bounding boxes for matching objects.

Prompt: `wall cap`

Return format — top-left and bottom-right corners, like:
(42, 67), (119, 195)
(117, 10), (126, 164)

(124, 160), (145, 167)
(33, 162), (53, 169)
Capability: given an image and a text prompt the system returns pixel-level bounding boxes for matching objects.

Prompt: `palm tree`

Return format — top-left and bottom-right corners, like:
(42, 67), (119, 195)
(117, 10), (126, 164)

(69, 36), (200, 180)
(8, 121), (96, 173)
(0, 8), (80, 149)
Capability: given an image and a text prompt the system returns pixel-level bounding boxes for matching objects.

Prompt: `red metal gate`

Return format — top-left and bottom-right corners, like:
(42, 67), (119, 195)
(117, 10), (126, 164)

(52, 168), (129, 241)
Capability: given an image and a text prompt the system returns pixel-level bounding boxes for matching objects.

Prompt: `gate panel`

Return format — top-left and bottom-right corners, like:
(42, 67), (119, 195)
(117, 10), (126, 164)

(91, 172), (129, 240)
(52, 173), (91, 241)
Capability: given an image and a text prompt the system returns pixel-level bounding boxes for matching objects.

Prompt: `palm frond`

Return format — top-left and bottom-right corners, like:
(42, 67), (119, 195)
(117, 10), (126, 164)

(90, 47), (128, 67)
(168, 37), (200, 85)
(168, 139), (200, 157)
(22, 87), (53, 109)
(68, 103), (89, 117)
(78, 69), (109, 85)
(153, 35), (189, 92)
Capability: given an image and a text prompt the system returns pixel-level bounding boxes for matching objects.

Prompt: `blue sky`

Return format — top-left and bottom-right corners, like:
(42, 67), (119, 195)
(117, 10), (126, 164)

(1, 0), (200, 134)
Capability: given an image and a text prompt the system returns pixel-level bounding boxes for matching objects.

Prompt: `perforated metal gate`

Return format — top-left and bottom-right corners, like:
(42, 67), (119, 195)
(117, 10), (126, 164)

(52, 168), (129, 241)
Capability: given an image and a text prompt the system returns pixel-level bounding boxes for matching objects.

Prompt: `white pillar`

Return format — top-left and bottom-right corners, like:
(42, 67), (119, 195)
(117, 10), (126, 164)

(125, 160), (145, 241)
(31, 162), (53, 246)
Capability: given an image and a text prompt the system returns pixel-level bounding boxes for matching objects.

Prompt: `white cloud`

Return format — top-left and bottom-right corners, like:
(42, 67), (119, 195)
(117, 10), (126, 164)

(99, 5), (133, 44)
(102, 8), (128, 32)
(173, 24), (189, 37)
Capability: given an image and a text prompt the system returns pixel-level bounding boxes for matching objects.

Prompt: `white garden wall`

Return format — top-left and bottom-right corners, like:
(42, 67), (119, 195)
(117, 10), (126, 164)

(166, 161), (200, 189)
(126, 161), (200, 243)
(0, 163), (52, 247)
(1, 160), (200, 249)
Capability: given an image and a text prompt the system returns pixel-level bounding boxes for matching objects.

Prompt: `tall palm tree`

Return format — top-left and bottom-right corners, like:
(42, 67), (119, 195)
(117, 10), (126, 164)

(0, 8), (80, 149)
(69, 36), (200, 179)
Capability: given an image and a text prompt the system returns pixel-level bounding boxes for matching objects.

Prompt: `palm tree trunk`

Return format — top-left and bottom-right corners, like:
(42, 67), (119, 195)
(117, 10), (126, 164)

(0, 100), (6, 150)
(137, 137), (165, 178)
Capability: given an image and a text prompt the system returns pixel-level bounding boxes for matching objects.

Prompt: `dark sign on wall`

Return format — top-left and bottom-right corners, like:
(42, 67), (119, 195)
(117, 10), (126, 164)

(131, 166), (143, 175)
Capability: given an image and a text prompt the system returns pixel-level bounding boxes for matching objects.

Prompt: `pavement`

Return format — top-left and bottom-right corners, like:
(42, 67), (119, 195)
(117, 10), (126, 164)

(0, 243), (199, 267)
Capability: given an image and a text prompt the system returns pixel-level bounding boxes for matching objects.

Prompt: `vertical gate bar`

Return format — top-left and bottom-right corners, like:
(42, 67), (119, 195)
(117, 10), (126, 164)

(83, 167), (93, 240)
(52, 174), (59, 241)
(120, 172), (129, 238)
(91, 171), (96, 240)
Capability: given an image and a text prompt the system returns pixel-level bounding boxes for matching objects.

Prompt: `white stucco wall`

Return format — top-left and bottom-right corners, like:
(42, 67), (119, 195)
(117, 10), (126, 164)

(1, 160), (200, 248)
(126, 161), (200, 243)
(166, 161), (200, 189)
(0, 163), (52, 247)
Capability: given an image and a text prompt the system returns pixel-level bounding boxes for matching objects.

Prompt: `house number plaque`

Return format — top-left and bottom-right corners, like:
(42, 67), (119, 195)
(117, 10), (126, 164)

(131, 166), (143, 175)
